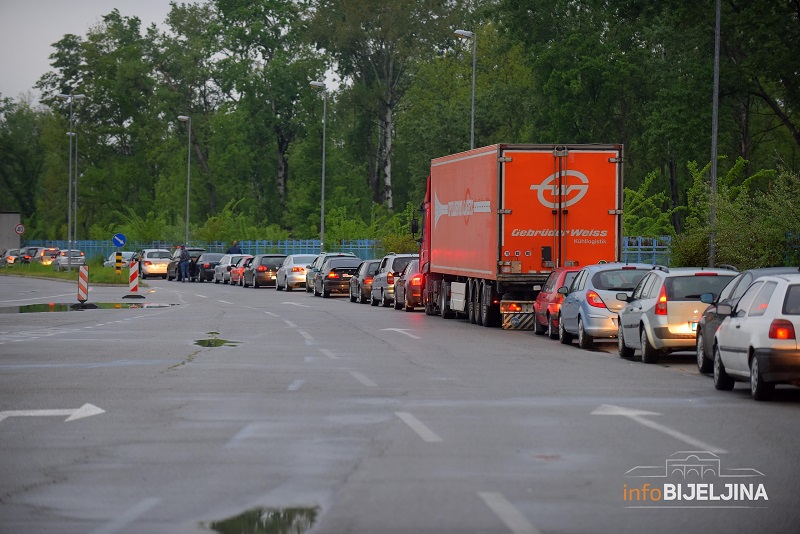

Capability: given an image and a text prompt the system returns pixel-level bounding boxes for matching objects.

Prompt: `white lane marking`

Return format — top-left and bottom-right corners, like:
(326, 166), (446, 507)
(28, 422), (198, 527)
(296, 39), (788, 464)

(478, 492), (540, 534)
(283, 319), (297, 328)
(592, 404), (726, 453)
(381, 328), (420, 339)
(217, 300), (233, 304)
(395, 412), (442, 443)
(283, 302), (310, 307)
(195, 294), (208, 298)
(349, 371), (377, 387)
(288, 379), (306, 391)
(297, 330), (313, 341)
(319, 348), (338, 359)
(264, 311), (279, 317)
(0, 293), (74, 304)
(90, 497), (161, 534)
(225, 424), (257, 449)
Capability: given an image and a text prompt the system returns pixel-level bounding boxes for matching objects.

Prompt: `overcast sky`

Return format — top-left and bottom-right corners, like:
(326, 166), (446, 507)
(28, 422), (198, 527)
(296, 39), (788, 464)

(0, 1), (194, 101)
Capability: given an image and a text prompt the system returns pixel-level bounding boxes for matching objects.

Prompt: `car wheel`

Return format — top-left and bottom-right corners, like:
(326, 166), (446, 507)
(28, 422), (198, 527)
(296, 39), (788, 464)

(713, 344), (735, 391)
(322, 287), (330, 298)
(547, 314), (558, 340)
(696, 329), (712, 373)
(370, 290), (379, 306)
(381, 289), (391, 307)
(305, 282), (312, 293)
(750, 356), (774, 401)
(253, 278), (259, 288)
(618, 322), (634, 358)
(534, 313), (547, 335)
(214, 277), (219, 284)
(404, 293), (414, 312)
(578, 316), (593, 349)
(558, 315), (573, 345)
(394, 290), (403, 310)
(286, 284), (293, 292)
(640, 328), (660, 364)
(349, 286), (357, 302)
(142, 273), (147, 280)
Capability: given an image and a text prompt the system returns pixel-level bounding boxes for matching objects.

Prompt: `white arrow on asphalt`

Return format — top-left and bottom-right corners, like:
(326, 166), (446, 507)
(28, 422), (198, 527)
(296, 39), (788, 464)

(0, 403), (105, 423)
(592, 404), (726, 453)
(283, 302), (310, 307)
(381, 328), (420, 339)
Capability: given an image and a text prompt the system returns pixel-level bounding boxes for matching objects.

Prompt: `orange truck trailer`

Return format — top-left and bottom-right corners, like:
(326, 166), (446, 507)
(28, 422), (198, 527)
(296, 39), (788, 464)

(418, 144), (623, 329)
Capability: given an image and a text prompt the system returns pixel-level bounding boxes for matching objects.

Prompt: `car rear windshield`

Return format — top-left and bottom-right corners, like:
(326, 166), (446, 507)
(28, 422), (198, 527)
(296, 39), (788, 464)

(392, 257), (414, 273)
(202, 253), (225, 262)
(783, 285), (800, 315)
(292, 255), (317, 265)
(148, 251), (171, 259)
(260, 257), (285, 268)
(592, 269), (647, 291)
(665, 274), (736, 301)
(328, 258), (362, 269)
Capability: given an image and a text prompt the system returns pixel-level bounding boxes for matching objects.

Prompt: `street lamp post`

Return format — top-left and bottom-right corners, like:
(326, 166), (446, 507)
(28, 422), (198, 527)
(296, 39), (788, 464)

(310, 81), (327, 252)
(178, 115), (191, 245)
(455, 29), (476, 150)
(57, 93), (86, 271)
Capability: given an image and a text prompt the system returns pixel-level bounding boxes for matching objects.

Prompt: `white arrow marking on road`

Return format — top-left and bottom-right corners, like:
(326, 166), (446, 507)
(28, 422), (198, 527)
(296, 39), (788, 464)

(381, 328), (420, 339)
(0, 403), (105, 423)
(283, 302), (310, 307)
(592, 404), (726, 453)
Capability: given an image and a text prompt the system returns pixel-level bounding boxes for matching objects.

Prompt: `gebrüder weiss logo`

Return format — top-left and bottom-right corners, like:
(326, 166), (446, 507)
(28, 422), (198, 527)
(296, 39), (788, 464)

(530, 171), (589, 208)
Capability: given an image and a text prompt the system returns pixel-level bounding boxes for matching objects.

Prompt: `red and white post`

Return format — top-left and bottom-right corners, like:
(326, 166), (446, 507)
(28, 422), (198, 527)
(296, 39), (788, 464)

(124, 262), (145, 299)
(77, 266), (89, 303)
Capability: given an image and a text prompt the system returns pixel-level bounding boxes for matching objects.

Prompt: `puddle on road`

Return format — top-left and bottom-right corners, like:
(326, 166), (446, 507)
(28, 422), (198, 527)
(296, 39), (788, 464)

(0, 302), (178, 313)
(195, 331), (241, 348)
(202, 506), (318, 533)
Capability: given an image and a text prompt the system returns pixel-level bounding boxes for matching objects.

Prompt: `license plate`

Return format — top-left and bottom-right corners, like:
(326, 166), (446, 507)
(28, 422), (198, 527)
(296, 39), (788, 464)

(690, 322), (697, 331)
(343, 274), (352, 279)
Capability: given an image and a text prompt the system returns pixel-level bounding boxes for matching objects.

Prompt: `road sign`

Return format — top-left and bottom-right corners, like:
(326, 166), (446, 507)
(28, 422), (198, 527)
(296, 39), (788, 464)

(14, 223), (25, 235)
(112, 233), (127, 247)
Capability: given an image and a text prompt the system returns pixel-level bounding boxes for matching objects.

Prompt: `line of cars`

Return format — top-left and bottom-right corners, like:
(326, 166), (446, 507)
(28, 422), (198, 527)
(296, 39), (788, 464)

(532, 261), (800, 400)
(1, 246), (87, 269)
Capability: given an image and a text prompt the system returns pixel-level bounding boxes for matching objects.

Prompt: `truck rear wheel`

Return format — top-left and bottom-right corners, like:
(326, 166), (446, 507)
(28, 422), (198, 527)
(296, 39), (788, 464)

(440, 281), (454, 319)
(480, 282), (499, 327)
(475, 280), (484, 326)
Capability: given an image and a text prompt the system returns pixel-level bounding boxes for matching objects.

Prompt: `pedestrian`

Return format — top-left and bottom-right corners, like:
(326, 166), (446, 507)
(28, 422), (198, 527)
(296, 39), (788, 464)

(179, 245), (190, 282)
(226, 240), (242, 254)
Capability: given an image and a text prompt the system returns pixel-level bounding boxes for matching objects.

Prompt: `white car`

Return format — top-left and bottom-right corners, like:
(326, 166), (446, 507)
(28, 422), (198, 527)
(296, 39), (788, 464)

(137, 248), (171, 279)
(713, 272), (800, 400)
(103, 251), (136, 268)
(53, 250), (85, 271)
(276, 254), (317, 291)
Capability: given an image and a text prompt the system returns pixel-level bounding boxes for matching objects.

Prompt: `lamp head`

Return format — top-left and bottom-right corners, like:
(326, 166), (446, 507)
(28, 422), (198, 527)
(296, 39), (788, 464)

(309, 81), (326, 90)
(454, 29), (475, 39)
(178, 115), (190, 122)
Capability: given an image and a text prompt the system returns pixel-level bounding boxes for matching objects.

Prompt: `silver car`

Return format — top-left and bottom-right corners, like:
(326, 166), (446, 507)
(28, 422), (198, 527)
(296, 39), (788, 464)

(558, 263), (652, 349)
(137, 249), (171, 279)
(53, 249), (86, 271)
(276, 254), (317, 291)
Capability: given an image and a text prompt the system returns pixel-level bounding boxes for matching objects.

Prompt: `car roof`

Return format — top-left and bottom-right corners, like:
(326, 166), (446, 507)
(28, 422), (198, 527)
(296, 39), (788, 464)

(742, 266), (800, 276)
(759, 272), (800, 283)
(584, 262), (653, 272)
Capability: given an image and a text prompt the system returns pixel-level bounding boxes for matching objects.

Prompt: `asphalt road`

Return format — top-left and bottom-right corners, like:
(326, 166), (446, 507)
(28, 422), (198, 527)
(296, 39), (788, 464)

(0, 274), (798, 533)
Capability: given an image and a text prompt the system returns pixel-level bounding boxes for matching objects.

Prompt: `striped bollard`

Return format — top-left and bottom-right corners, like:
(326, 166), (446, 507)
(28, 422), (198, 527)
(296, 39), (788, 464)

(124, 262), (146, 299)
(77, 266), (89, 303)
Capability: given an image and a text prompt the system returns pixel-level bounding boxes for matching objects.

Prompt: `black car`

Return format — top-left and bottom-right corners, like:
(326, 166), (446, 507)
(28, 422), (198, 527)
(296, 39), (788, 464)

(243, 254), (287, 288)
(195, 253), (225, 282)
(167, 247), (206, 281)
(349, 259), (381, 304)
(314, 257), (363, 297)
(393, 260), (423, 311)
(695, 266), (800, 373)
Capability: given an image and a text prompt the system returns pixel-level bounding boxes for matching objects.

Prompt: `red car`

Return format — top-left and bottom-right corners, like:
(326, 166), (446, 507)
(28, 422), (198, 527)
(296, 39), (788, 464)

(534, 267), (580, 339)
(230, 256), (253, 286)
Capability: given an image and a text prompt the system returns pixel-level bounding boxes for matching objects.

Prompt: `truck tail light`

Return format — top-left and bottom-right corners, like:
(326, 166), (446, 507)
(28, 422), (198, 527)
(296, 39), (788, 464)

(769, 319), (796, 340)
(586, 290), (607, 309)
(502, 302), (522, 313)
(655, 286), (668, 315)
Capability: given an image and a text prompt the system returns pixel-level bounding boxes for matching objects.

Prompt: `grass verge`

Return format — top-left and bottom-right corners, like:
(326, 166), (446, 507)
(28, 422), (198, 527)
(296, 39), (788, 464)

(1, 261), (132, 285)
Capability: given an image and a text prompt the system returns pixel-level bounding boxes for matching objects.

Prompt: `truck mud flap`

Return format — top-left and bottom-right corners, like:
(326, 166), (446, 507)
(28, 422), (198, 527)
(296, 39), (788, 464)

(502, 313), (535, 330)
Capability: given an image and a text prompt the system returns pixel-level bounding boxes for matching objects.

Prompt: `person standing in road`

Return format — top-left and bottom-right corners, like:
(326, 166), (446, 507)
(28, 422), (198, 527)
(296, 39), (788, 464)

(179, 245), (190, 282)
(226, 240), (242, 254)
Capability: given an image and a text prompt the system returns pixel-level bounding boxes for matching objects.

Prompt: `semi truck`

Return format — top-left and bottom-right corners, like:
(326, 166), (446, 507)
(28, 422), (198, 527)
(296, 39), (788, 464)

(417, 144), (623, 329)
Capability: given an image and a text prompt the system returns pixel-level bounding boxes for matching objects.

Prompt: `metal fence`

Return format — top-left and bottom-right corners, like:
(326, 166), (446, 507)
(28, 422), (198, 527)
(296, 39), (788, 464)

(621, 236), (673, 266)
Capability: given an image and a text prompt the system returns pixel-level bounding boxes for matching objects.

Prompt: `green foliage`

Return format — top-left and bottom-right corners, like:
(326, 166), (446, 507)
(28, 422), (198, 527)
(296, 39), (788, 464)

(622, 171), (675, 237)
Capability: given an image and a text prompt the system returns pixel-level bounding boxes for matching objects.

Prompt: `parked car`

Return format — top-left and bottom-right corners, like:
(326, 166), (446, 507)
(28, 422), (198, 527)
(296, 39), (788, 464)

(696, 267), (800, 373)
(276, 254), (317, 291)
(617, 266), (736, 363)
(168, 247), (206, 281)
(558, 263), (653, 349)
(18, 246), (40, 264)
(214, 254), (250, 284)
(713, 272), (800, 400)
(533, 267), (580, 339)
(393, 260), (424, 311)
(31, 247), (60, 266)
(305, 252), (357, 292)
(137, 249), (171, 279)
(0, 248), (20, 267)
(53, 249), (85, 271)
(370, 253), (419, 307)
(313, 257), (363, 297)
(230, 256), (253, 286)
(243, 254), (287, 288)
(195, 253), (225, 282)
(349, 259), (381, 304)
(103, 251), (136, 268)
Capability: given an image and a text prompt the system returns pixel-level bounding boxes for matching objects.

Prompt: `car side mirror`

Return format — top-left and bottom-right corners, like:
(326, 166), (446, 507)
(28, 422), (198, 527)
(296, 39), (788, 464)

(717, 304), (733, 316)
(700, 292), (715, 304)
(557, 286), (569, 295)
(616, 292), (631, 302)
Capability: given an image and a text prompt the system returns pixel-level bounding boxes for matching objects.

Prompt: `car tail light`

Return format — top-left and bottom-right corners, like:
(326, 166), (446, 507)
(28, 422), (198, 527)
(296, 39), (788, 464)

(387, 273), (394, 284)
(257, 265), (267, 272)
(291, 267), (304, 273)
(327, 272), (340, 279)
(364, 276), (373, 284)
(411, 274), (423, 286)
(144, 261), (153, 266)
(586, 290), (607, 309)
(203, 263), (211, 268)
(655, 285), (668, 315)
(769, 319), (796, 340)
(23, 255), (30, 260)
